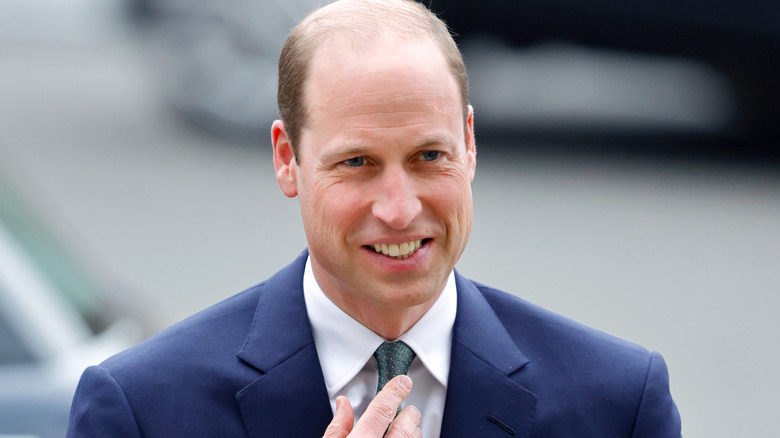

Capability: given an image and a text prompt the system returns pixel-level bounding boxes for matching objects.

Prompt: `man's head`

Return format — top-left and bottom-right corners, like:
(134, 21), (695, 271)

(277, 0), (469, 163)
(272, 0), (475, 339)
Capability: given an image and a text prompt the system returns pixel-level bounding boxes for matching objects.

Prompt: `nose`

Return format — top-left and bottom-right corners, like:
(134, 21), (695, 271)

(371, 167), (422, 230)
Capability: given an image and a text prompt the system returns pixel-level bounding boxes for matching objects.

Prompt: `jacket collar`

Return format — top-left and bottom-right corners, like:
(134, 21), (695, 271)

(236, 250), (313, 372)
(440, 272), (538, 437)
(235, 250), (333, 437)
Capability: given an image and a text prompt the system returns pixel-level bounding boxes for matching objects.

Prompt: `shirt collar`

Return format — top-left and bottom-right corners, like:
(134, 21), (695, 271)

(303, 256), (456, 397)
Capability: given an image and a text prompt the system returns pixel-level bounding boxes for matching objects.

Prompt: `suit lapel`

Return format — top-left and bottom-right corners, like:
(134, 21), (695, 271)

(440, 273), (538, 437)
(235, 251), (333, 437)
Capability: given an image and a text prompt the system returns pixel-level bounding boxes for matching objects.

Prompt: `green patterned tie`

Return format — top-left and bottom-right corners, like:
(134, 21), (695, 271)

(373, 341), (416, 394)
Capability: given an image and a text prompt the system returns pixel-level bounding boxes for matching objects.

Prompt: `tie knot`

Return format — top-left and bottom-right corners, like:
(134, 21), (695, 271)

(373, 341), (416, 393)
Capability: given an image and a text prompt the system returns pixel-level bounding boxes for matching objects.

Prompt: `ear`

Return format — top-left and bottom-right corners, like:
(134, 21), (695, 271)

(272, 120), (299, 198)
(465, 105), (476, 182)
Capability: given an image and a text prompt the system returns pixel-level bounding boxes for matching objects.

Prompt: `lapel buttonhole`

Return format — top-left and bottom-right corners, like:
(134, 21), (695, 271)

(487, 414), (516, 435)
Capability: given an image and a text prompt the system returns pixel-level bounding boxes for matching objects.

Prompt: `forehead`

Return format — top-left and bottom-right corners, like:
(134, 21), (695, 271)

(302, 36), (461, 138)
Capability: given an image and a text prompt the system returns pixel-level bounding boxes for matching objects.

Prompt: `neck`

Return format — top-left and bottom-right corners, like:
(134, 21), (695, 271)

(307, 255), (447, 340)
(328, 293), (436, 340)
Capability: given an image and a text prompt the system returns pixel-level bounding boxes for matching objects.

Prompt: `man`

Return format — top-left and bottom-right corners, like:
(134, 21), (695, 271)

(67, 0), (682, 436)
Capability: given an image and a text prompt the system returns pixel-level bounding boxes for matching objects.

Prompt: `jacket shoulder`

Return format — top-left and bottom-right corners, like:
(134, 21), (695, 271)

(466, 280), (680, 436)
(471, 280), (651, 362)
(103, 283), (262, 373)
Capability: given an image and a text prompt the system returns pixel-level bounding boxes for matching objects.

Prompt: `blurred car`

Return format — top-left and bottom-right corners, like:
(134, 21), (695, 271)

(434, 0), (780, 153)
(0, 173), (147, 438)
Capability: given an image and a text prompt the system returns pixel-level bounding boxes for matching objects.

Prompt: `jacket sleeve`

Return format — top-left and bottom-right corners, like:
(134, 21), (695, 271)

(632, 351), (682, 437)
(66, 365), (142, 438)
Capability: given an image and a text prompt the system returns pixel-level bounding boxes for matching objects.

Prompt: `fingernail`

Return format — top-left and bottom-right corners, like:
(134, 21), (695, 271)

(399, 375), (412, 390)
(408, 405), (421, 420)
(335, 396), (344, 410)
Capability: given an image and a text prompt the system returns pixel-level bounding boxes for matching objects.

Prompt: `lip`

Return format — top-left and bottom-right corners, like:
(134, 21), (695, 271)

(363, 236), (430, 246)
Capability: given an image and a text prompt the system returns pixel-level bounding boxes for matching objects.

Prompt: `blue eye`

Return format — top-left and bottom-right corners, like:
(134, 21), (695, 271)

(421, 151), (440, 161)
(345, 157), (365, 167)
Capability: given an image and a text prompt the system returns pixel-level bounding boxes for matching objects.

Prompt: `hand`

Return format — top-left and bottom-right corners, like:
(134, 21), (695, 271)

(323, 375), (422, 438)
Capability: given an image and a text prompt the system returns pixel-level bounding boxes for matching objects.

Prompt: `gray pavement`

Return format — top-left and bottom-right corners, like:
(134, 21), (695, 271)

(1, 10), (779, 437)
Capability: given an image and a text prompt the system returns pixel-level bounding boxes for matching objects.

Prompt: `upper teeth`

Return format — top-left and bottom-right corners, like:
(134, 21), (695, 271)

(372, 240), (422, 259)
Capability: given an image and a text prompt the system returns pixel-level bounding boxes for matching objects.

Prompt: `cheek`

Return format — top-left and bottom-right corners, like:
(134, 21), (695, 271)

(445, 183), (474, 257)
(425, 173), (473, 228)
(303, 178), (369, 237)
(434, 163), (473, 204)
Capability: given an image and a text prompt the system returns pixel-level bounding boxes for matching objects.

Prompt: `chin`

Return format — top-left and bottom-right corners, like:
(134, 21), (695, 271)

(372, 280), (443, 309)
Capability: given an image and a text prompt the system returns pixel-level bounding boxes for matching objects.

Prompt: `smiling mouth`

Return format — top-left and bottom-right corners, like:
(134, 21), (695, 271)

(366, 239), (428, 259)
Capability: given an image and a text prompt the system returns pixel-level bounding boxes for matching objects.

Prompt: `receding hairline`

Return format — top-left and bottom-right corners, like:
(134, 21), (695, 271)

(296, 0), (451, 55)
(301, 0), (433, 33)
(278, 0), (469, 161)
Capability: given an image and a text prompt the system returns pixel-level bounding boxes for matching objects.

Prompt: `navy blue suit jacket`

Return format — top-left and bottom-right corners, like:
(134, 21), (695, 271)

(67, 251), (681, 437)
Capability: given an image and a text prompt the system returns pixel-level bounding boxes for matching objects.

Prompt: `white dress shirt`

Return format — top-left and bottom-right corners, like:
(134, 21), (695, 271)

(303, 256), (456, 437)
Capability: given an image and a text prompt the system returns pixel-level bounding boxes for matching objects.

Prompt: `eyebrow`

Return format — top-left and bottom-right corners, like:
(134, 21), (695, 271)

(320, 135), (457, 162)
(320, 146), (369, 163)
(414, 136), (454, 149)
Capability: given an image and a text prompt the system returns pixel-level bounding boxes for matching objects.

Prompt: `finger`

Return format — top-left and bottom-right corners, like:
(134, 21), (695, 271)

(351, 375), (413, 435)
(322, 396), (355, 438)
(385, 405), (422, 438)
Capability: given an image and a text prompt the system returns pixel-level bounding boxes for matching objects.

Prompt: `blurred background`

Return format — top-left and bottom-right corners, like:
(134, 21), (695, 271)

(0, 0), (778, 436)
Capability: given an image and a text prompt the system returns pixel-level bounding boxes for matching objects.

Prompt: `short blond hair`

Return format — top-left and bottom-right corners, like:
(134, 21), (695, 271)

(277, 0), (469, 162)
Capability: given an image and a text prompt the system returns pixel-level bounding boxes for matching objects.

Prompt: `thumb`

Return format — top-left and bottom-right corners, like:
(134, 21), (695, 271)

(322, 396), (355, 438)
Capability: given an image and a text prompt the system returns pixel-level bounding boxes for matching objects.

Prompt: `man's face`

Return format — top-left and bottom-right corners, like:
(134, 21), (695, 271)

(273, 36), (475, 333)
